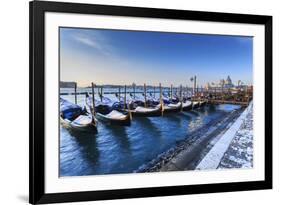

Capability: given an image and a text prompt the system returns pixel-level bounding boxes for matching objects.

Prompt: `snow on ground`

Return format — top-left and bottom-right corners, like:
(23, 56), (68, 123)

(218, 103), (253, 169)
(196, 102), (253, 170)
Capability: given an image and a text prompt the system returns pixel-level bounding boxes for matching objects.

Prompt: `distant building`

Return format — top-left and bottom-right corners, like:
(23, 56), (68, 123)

(224, 75), (234, 88)
(219, 79), (225, 86)
(205, 75), (234, 90)
(205, 82), (211, 90)
(60, 81), (76, 88)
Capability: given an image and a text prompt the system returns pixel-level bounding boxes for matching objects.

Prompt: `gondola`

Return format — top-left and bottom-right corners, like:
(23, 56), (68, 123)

(95, 109), (131, 126)
(172, 91), (192, 111)
(146, 93), (160, 107)
(199, 100), (207, 107)
(60, 98), (97, 132)
(86, 94), (131, 126)
(192, 101), (200, 109)
(126, 95), (163, 117)
(182, 100), (192, 111)
(163, 101), (182, 113)
(162, 94), (182, 113)
(111, 89), (164, 118)
(130, 103), (163, 117)
(128, 93), (145, 107)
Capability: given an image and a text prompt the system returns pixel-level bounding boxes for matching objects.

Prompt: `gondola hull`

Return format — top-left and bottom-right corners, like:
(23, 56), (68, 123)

(60, 116), (97, 132)
(96, 112), (131, 126)
(60, 98), (97, 132)
(199, 101), (207, 107)
(192, 101), (200, 109)
(182, 101), (192, 111)
(131, 106), (162, 117)
(164, 102), (182, 113)
(86, 96), (131, 126)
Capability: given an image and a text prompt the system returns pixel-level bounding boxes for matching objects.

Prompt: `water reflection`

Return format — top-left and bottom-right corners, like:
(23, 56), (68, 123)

(60, 104), (241, 176)
(163, 113), (182, 122)
(134, 117), (162, 138)
(107, 126), (131, 153)
(188, 110), (200, 116)
(72, 131), (99, 162)
(208, 104), (216, 112)
(60, 128), (99, 176)
(177, 112), (192, 119)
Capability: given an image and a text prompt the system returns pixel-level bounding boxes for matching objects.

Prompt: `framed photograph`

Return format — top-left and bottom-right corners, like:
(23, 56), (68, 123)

(29, 1), (272, 204)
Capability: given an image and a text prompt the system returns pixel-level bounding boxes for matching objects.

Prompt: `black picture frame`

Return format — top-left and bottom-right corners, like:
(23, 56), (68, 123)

(29, 1), (272, 204)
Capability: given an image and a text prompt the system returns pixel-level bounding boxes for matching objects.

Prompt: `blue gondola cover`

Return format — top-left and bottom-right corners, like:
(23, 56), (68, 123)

(60, 98), (82, 120)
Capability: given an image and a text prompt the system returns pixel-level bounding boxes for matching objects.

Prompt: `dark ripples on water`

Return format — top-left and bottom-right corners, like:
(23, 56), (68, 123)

(59, 92), (240, 176)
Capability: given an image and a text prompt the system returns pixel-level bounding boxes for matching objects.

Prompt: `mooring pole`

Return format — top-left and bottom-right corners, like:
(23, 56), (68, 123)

(144, 83), (147, 108)
(97, 87), (100, 101)
(159, 83), (162, 103)
(180, 85), (183, 102)
(124, 85), (127, 110)
(160, 83), (164, 116)
(170, 84), (173, 100)
(221, 83), (224, 103)
(127, 85), (132, 120)
(74, 82), (77, 104)
(180, 85), (183, 111)
(118, 86), (121, 102)
(194, 75), (197, 96)
(133, 84), (136, 99)
(215, 86), (217, 99)
(154, 86), (156, 98)
(100, 86), (103, 102)
(91, 82), (95, 116)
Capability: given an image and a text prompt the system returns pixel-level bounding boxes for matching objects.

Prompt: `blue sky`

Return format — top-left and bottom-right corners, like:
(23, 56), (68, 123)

(60, 27), (253, 87)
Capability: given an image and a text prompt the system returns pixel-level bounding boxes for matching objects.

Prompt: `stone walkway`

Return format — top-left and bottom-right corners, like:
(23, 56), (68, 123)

(218, 103), (253, 169)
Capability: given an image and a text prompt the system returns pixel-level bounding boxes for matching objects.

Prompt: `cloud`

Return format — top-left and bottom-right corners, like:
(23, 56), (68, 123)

(72, 32), (113, 56)
(75, 36), (101, 48)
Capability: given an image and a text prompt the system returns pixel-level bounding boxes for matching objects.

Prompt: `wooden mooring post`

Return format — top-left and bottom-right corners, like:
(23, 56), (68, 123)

(159, 83), (164, 116)
(133, 84), (136, 99)
(124, 85), (127, 110)
(180, 85), (183, 102)
(170, 84), (173, 100)
(193, 75), (197, 96)
(74, 82), (77, 104)
(118, 86), (121, 102)
(159, 83), (162, 104)
(100, 86), (103, 102)
(144, 83), (147, 108)
(91, 82), (95, 115)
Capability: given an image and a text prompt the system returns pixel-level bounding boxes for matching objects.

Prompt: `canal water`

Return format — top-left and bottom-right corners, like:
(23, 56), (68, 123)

(60, 88), (241, 176)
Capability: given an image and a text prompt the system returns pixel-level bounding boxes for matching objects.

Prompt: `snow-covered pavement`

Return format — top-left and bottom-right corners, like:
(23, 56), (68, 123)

(218, 103), (253, 169)
(196, 102), (253, 170)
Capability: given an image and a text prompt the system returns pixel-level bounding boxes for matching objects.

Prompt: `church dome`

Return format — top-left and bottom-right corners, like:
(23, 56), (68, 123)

(226, 75), (232, 85)
(225, 76), (234, 88)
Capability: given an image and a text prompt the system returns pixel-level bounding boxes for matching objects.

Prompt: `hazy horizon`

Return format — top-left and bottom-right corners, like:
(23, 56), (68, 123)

(60, 27), (253, 87)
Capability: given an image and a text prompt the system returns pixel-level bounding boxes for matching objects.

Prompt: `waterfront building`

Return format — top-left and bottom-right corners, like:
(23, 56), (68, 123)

(224, 75), (234, 88)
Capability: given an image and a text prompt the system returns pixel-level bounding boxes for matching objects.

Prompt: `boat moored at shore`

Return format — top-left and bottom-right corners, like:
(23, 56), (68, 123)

(192, 101), (200, 109)
(130, 103), (163, 117)
(85, 93), (131, 126)
(199, 100), (207, 107)
(60, 98), (97, 132)
(163, 101), (182, 113)
(182, 100), (192, 111)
